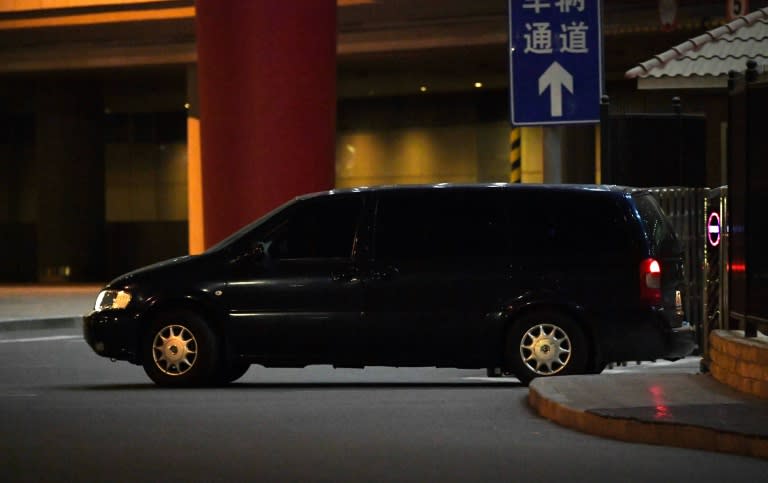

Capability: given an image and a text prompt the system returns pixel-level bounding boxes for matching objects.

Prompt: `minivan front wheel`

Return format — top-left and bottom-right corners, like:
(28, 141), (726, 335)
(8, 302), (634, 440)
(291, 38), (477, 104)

(506, 311), (588, 385)
(141, 310), (219, 387)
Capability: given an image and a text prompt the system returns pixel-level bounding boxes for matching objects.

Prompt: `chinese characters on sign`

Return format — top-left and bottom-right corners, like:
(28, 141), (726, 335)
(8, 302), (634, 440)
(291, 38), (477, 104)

(509, 0), (603, 125)
(524, 21), (589, 54)
(523, 0), (586, 13)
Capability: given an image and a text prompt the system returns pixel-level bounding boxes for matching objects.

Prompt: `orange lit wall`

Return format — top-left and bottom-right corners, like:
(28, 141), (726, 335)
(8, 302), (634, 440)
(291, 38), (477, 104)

(0, 0), (166, 11)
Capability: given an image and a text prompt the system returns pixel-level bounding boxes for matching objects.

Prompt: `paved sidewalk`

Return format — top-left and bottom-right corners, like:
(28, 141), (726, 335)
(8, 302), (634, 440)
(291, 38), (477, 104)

(530, 373), (768, 459)
(0, 285), (99, 330)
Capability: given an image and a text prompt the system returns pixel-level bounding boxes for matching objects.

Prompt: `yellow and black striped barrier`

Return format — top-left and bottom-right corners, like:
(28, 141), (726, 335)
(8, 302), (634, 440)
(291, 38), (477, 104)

(509, 127), (521, 183)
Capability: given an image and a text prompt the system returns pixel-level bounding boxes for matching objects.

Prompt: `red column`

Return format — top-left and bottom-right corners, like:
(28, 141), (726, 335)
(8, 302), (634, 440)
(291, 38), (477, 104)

(195, 0), (337, 247)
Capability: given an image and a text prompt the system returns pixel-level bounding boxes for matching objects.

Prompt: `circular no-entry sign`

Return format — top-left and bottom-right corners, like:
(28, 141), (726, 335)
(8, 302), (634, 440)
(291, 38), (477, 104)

(708, 212), (721, 247)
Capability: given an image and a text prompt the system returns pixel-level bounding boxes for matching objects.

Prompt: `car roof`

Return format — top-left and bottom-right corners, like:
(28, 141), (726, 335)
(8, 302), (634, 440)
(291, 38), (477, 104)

(295, 183), (637, 202)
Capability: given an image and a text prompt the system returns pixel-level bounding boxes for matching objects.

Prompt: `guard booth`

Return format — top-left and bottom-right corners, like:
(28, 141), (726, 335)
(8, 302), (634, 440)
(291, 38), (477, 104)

(726, 63), (768, 338)
(662, 62), (768, 367)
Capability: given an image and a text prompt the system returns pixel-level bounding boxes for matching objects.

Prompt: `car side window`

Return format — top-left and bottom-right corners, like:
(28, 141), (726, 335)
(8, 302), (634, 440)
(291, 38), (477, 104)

(552, 196), (632, 256)
(374, 190), (508, 260)
(504, 192), (632, 257)
(265, 195), (363, 260)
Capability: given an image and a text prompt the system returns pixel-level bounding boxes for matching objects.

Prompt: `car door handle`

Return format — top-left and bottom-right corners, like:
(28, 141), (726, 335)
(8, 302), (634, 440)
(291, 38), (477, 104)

(332, 271), (359, 283)
(370, 266), (399, 280)
(507, 264), (523, 279)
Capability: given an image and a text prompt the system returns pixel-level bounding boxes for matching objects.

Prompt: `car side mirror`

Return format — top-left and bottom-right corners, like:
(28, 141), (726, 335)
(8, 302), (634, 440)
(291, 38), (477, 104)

(230, 241), (268, 267)
(250, 242), (268, 261)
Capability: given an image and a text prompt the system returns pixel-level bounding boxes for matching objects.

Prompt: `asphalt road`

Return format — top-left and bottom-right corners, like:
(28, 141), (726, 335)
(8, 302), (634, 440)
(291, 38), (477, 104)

(1, 328), (765, 482)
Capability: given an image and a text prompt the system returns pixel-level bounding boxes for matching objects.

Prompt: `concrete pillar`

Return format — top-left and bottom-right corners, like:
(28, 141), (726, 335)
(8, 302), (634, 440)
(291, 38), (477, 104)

(195, 1), (337, 247)
(35, 79), (105, 282)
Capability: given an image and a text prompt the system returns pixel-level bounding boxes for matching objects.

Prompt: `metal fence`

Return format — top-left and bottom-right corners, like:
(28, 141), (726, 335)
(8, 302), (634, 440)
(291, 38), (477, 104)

(647, 187), (708, 346)
(646, 187), (744, 361)
(650, 186), (768, 365)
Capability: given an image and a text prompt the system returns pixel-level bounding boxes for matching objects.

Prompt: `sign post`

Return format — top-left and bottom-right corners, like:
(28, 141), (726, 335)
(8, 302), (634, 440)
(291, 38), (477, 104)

(509, 0), (603, 125)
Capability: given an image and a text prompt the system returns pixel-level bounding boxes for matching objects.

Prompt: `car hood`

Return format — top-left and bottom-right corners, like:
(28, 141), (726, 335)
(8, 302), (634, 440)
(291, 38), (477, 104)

(108, 255), (204, 288)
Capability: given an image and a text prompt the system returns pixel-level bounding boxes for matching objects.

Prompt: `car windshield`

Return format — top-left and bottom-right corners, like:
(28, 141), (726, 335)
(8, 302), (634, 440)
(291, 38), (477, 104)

(204, 201), (294, 254)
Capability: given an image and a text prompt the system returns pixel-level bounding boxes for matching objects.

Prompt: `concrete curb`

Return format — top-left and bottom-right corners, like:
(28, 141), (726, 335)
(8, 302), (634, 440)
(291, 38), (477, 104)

(0, 317), (82, 332)
(528, 378), (768, 460)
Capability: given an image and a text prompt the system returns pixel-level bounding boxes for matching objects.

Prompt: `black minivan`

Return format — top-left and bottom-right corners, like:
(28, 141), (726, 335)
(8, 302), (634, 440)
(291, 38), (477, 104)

(84, 184), (695, 386)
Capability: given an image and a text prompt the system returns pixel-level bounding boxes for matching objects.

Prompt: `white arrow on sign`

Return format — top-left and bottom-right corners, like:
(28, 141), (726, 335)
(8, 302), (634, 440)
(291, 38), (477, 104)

(538, 61), (574, 117)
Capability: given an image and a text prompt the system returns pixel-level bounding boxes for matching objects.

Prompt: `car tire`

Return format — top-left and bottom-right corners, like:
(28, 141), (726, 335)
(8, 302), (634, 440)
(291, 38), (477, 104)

(141, 310), (219, 387)
(587, 361), (607, 375)
(505, 310), (588, 386)
(486, 367), (502, 378)
(215, 361), (251, 385)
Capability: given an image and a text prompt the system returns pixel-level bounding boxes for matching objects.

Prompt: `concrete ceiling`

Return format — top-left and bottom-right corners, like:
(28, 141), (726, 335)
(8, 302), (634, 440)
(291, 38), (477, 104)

(337, 0), (730, 96)
(0, 0), (744, 97)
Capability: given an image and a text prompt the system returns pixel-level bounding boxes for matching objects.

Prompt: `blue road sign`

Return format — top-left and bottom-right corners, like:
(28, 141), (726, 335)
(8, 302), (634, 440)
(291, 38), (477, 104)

(509, 0), (603, 125)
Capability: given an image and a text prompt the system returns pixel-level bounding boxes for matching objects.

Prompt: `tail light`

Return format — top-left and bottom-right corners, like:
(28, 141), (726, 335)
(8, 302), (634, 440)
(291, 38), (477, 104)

(640, 258), (662, 305)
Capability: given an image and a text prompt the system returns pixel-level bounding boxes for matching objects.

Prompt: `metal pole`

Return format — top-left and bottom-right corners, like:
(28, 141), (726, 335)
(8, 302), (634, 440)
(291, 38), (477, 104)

(744, 61), (757, 337)
(672, 96), (683, 185)
(721, 186), (729, 332)
(600, 95), (611, 184)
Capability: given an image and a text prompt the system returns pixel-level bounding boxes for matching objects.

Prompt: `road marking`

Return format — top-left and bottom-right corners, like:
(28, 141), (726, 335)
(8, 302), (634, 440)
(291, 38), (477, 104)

(0, 335), (82, 344)
(2, 393), (38, 398)
(462, 377), (520, 383)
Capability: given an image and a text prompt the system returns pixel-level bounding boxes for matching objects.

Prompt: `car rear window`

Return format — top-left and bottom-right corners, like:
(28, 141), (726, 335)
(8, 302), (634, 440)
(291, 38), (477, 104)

(632, 193), (678, 256)
(506, 191), (633, 258)
(373, 189), (634, 260)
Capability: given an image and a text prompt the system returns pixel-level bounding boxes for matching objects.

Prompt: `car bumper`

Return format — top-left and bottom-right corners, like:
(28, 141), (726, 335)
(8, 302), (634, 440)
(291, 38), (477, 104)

(664, 322), (697, 359)
(595, 307), (697, 363)
(83, 310), (141, 363)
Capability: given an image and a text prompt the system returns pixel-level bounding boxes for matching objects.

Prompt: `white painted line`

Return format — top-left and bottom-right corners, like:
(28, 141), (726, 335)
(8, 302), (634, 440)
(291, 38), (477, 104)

(462, 377), (520, 383)
(0, 335), (82, 344)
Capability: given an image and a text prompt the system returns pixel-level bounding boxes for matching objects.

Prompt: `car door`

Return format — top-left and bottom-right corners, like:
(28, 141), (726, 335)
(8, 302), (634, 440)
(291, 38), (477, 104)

(362, 189), (514, 366)
(222, 193), (366, 363)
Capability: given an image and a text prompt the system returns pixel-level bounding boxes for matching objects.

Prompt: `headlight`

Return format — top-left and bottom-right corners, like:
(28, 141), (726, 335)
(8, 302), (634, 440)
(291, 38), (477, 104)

(94, 290), (132, 311)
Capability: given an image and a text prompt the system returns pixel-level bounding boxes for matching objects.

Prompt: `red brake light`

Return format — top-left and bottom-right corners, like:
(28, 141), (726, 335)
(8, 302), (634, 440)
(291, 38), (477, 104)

(728, 262), (746, 273)
(640, 258), (662, 305)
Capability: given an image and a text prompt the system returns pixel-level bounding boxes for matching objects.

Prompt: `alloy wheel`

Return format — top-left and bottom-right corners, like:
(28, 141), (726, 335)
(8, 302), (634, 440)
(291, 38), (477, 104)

(152, 324), (198, 376)
(519, 323), (572, 376)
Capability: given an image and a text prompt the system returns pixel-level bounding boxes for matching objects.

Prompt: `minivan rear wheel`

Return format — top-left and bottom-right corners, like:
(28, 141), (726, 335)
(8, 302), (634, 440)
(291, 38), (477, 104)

(506, 310), (588, 385)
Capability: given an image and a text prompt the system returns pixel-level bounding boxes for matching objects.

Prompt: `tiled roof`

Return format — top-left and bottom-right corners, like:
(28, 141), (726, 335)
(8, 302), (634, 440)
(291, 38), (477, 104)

(625, 7), (768, 80)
